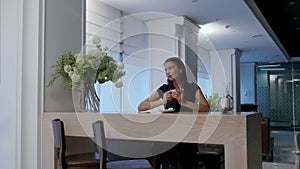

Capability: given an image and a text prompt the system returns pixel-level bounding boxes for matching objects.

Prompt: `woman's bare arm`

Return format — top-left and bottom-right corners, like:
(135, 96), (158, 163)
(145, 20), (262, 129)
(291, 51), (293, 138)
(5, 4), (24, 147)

(138, 91), (170, 111)
(195, 88), (210, 112)
(176, 88), (210, 112)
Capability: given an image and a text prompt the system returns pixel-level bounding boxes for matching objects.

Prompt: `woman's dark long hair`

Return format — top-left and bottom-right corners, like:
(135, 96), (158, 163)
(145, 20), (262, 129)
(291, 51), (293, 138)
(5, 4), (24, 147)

(164, 57), (189, 89)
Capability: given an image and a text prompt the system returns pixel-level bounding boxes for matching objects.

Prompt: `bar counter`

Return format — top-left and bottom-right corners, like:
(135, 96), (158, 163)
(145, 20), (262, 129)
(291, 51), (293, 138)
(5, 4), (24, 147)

(42, 112), (262, 169)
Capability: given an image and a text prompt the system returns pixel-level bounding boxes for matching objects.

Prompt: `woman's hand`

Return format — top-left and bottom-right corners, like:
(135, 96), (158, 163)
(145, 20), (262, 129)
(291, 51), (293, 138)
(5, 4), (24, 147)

(163, 91), (173, 104)
(171, 89), (184, 104)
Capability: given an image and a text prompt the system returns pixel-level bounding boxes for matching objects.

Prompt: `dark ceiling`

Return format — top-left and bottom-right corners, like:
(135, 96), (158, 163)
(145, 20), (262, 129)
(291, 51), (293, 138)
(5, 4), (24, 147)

(254, 0), (300, 58)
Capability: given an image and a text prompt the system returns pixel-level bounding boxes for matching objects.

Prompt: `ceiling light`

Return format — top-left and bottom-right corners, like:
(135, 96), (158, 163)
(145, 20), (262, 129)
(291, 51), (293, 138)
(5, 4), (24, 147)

(258, 64), (281, 68)
(284, 79), (300, 83)
(250, 34), (263, 38)
(289, 1), (296, 5)
(225, 25), (231, 29)
(260, 68), (286, 71)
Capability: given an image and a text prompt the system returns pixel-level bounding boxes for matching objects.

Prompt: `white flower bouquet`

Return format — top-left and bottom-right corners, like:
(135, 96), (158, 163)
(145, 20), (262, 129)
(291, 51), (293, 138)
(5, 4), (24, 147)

(47, 37), (125, 90)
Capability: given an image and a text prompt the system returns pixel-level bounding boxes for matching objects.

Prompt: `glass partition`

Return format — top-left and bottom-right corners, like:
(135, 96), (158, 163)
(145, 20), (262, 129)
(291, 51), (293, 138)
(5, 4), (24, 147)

(257, 62), (300, 125)
(256, 61), (300, 163)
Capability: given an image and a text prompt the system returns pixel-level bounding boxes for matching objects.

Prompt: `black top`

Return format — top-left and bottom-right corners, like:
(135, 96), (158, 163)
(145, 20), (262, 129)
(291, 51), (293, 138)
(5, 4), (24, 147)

(157, 83), (200, 112)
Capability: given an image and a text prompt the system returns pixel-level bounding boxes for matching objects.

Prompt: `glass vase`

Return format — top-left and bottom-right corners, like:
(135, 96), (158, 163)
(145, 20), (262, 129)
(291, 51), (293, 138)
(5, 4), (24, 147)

(73, 79), (100, 113)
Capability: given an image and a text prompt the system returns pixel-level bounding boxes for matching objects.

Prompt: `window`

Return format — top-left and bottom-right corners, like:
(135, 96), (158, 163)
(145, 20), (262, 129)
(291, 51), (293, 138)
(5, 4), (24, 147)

(86, 1), (149, 113)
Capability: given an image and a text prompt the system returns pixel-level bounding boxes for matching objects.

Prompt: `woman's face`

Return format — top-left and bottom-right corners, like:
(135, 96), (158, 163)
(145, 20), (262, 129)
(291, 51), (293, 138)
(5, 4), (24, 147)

(164, 61), (181, 81)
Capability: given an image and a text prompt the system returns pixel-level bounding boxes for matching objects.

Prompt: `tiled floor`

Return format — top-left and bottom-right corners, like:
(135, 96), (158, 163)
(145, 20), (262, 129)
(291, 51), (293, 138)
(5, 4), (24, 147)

(262, 130), (298, 169)
(263, 162), (295, 169)
(271, 130), (296, 163)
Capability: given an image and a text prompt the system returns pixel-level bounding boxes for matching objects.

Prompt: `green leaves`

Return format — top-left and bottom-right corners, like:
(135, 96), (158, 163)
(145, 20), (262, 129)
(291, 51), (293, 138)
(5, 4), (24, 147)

(47, 51), (76, 90)
(47, 37), (125, 90)
(207, 93), (220, 112)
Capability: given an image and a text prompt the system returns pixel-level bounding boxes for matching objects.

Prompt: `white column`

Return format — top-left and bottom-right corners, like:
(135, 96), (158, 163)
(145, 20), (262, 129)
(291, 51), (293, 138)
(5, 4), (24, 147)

(0, 0), (24, 168)
(145, 16), (180, 91)
(22, 0), (42, 169)
(209, 49), (241, 112)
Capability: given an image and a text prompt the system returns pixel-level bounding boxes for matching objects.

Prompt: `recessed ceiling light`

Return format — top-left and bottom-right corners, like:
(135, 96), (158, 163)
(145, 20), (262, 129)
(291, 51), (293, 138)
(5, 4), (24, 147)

(260, 68), (286, 71)
(293, 16), (299, 20)
(258, 64), (281, 68)
(289, 1), (296, 5)
(250, 34), (263, 38)
(225, 25), (231, 29)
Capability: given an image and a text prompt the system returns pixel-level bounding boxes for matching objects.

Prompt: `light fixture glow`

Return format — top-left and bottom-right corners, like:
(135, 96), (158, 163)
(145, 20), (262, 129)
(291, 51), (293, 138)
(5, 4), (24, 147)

(250, 34), (263, 38)
(284, 79), (300, 83)
(258, 64), (281, 68)
(260, 68), (285, 71)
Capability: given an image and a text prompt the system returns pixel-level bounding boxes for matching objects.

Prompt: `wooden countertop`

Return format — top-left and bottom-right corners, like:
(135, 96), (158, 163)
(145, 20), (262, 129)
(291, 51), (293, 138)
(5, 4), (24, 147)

(42, 112), (262, 169)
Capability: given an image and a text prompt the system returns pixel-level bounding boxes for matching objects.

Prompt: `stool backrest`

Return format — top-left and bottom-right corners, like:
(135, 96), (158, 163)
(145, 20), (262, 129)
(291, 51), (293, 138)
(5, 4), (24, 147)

(296, 132), (300, 152)
(261, 117), (271, 151)
(92, 120), (108, 169)
(52, 118), (67, 169)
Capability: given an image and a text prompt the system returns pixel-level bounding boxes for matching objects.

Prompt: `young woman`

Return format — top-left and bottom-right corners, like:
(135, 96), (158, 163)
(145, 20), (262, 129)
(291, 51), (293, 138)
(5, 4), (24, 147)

(138, 57), (210, 169)
(138, 57), (210, 113)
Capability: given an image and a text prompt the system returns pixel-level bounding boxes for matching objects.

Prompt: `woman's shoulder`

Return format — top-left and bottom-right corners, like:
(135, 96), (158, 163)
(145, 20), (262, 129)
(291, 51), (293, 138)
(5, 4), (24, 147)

(157, 83), (170, 98)
(158, 83), (169, 91)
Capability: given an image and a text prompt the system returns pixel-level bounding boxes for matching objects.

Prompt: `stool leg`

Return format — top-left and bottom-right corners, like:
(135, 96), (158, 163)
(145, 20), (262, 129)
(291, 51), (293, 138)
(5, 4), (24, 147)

(266, 153), (269, 162)
(271, 151), (274, 161)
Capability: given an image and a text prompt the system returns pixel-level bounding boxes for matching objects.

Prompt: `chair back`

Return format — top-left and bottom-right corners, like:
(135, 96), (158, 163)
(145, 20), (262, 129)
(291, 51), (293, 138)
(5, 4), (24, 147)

(295, 132), (300, 151)
(52, 118), (67, 169)
(93, 120), (108, 169)
(261, 117), (270, 152)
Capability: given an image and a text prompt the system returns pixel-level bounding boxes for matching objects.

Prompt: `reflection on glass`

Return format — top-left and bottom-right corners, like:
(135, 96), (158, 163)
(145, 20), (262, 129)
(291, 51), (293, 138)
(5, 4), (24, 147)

(257, 61), (300, 163)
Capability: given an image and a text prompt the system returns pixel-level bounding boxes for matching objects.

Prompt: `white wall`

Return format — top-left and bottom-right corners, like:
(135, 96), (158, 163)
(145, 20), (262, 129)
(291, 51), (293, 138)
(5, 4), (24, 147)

(240, 62), (256, 104)
(0, 0), (22, 168)
(44, 0), (84, 112)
